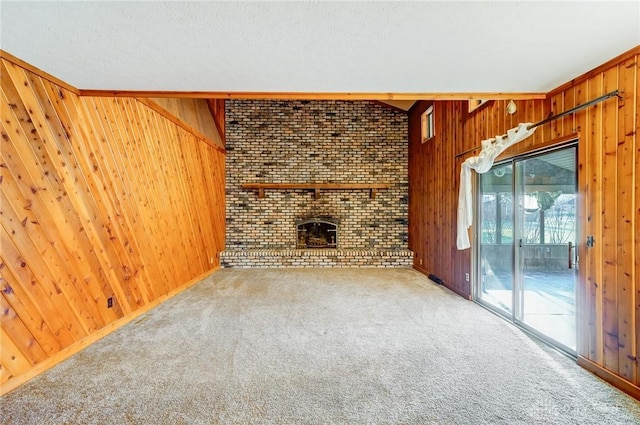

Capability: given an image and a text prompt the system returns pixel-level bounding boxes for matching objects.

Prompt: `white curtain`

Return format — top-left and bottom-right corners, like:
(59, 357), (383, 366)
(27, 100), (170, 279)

(456, 123), (536, 250)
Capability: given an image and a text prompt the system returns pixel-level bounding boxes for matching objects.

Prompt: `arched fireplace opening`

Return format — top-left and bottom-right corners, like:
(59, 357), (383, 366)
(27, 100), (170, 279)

(296, 217), (338, 249)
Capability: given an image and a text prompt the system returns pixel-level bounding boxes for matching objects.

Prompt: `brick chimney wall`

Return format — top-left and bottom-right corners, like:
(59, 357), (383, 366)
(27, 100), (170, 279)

(225, 100), (408, 250)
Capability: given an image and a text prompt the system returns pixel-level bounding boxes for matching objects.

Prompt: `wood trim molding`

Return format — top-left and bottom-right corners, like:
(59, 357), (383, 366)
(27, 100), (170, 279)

(242, 183), (390, 189)
(578, 356), (640, 401)
(495, 133), (579, 163)
(0, 50), (80, 95)
(136, 98), (226, 153)
(548, 45), (640, 96)
(242, 183), (390, 199)
(413, 264), (472, 300)
(79, 90), (546, 101)
(0, 267), (219, 396)
(206, 99), (226, 145)
(372, 100), (410, 113)
(442, 282), (472, 301)
(0, 50), (546, 102)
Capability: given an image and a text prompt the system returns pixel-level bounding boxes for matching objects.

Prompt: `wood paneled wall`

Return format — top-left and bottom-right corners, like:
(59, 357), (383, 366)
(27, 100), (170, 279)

(570, 49), (639, 398)
(149, 97), (224, 148)
(409, 101), (472, 298)
(207, 99), (226, 145)
(409, 46), (640, 397)
(0, 56), (226, 394)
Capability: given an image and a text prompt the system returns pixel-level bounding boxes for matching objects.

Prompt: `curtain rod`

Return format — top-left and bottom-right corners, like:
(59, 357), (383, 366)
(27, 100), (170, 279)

(454, 90), (620, 158)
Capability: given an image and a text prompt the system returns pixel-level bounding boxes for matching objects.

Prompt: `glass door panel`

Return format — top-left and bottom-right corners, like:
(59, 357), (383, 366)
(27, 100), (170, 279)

(515, 148), (577, 351)
(478, 162), (514, 315)
(476, 146), (577, 355)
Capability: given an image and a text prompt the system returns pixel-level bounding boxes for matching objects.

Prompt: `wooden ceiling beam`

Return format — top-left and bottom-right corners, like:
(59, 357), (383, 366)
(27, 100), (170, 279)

(79, 90), (546, 101)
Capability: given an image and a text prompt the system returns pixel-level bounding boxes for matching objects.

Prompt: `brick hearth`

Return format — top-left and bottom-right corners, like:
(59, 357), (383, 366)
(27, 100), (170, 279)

(220, 249), (414, 268)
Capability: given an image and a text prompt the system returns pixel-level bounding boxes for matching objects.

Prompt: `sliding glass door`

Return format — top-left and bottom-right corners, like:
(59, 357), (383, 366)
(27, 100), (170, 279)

(514, 147), (577, 351)
(477, 146), (577, 353)
(478, 162), (514, 315)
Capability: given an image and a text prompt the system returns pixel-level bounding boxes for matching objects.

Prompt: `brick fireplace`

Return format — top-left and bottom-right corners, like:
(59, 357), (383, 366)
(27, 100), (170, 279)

(221, 100), (412, 268)
(297, 217), (338, 249)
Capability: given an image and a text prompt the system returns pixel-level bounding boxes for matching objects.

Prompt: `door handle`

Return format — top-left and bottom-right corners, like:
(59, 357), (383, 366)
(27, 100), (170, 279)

(568, 242), (573, 269)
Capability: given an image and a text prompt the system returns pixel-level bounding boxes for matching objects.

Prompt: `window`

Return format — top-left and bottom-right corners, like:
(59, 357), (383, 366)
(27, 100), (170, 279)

(421, 106), (434, 143)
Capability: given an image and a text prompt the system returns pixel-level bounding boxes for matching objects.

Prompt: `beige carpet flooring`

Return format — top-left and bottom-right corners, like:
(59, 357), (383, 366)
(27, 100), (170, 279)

(1, 268), (639, 424)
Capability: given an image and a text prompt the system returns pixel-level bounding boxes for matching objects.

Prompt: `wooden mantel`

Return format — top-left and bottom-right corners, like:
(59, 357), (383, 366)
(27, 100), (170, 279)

(241, 183), (390, 199)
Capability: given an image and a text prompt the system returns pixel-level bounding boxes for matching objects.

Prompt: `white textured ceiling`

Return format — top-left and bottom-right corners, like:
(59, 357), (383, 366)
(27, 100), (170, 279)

(1, 1), (639, 94)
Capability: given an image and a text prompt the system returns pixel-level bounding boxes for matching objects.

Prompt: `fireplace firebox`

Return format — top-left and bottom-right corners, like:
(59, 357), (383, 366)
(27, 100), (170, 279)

(296, 217), (338, 249)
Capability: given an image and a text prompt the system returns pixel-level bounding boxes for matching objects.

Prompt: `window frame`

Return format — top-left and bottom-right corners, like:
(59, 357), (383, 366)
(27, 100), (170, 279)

(421, 105), (435, 143)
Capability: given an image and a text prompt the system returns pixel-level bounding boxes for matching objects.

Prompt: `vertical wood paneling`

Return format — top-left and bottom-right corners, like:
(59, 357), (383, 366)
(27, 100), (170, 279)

(409, 48), (640, 397)
(207, 99), (226, 145)
(0, 58), (226, 394)
(587, 73), (604, 364)
(563, 87), (576, 136)
(635, 54), (640, 390)
(575, 78), (588, 357)
(601, 65), (619, 373)
(409, 100), (471, 298)
(550, 92), (564, 140)
(616, 58), (637, 383)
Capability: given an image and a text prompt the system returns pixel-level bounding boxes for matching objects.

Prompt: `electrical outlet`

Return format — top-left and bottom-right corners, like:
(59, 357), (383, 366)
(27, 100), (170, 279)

(107, 297), (113, 308)
(465, 273), (470, 282)
(420, 258), (423, 265)
(210, 257), (214, 264)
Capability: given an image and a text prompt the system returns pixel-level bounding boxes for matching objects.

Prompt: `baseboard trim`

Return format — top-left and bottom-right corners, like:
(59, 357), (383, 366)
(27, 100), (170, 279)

(412, 264), (471, 300)
(577, 356), (640, 401)
(0, 267), (219, 396)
